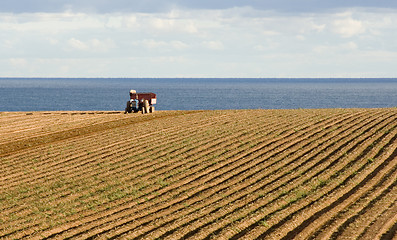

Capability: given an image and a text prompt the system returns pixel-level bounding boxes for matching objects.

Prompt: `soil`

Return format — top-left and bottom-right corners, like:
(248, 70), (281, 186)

(0, 109), (396, 240)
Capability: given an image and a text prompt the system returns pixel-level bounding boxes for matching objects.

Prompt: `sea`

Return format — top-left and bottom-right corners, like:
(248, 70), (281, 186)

(0, 78), (396, 112)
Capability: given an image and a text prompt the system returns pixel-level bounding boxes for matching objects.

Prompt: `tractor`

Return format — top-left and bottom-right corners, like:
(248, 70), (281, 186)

(125, 90), (156, 114)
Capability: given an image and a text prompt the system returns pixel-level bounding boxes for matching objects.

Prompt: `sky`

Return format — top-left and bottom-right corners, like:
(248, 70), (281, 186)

(1, 0), (397, 78)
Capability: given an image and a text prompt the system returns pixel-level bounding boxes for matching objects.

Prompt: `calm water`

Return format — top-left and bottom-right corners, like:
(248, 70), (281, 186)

(0, 78), (396, 111)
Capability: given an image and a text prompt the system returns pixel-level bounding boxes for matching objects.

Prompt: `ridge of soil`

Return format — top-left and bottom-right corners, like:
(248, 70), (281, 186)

(0, 108), (396, 240)
(0, 111), (201, 156)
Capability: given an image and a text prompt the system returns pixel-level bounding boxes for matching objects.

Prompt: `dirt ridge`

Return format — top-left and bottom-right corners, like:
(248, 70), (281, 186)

(0, 109), (396, 240)
(0, 111), (201, 156)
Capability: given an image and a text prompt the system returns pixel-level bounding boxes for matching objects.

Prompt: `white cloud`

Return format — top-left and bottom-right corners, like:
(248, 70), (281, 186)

(202, 40), (224, 50)
(170, 40), (189, 50)
(106, 16), (123, 28)
(68, 38), (88, 50)
(134, 39), (188, 50)
(1, 39), (16, 49)
(47, 37), (59, 45)
(68, 38), (115, 52)
(262, 30), (279, 36)
(125, 15), (138, 28)
(139, 39), (166, 49)
(149, 56), (186, 63)
(90, 38), (116, 52)
(332, 17), (365, 38)
(150, 17), (175, 30)
(310, 23), (326, 32)
(146, 14), (199, 34)
(9, 58), (27, 67)
(313, 41), (358, 54)
(0, 6), (396, 77)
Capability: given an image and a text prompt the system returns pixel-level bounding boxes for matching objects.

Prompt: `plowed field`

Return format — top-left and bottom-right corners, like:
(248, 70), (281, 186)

(1, 109), (396, 240)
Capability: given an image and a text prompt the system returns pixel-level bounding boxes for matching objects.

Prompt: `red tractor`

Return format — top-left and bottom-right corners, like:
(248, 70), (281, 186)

(125, 90), (156, 114)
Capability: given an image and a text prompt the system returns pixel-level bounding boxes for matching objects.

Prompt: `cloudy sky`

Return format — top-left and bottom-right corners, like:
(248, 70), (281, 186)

(1, 0), (397, 78)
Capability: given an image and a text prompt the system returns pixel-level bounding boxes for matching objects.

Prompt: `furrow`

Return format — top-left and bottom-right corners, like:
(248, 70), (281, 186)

(376, 204), (397, 240)
(0, 110), (202, 156)
(0, 110), (229, 178)
(37, 111), (284, 239)
(0, 113), (221, 188)
(306, 128), (397, 240)
(0, 113), (234, 235)
(332, 176), (397, 240)
(2, 109), (395, 240)
(6, 110), (270, 238)
(178, 110), (390, 239)
(191, 110), (390, 240)
(252, 115), (397, 240)
(0, 113), (127, 144)
(358, 198), (397, 240)
(124, 109), (375, 239)
(0, 114), (237, 232)
(0, 111), (218, 175)
(83, 110), (368, 238)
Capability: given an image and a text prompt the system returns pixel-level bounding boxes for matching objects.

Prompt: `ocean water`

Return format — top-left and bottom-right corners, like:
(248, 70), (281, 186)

(0, 78), (396, 112)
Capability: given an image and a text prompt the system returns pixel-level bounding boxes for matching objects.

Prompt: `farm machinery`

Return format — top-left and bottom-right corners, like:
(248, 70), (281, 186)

(124, 90), (157, 114)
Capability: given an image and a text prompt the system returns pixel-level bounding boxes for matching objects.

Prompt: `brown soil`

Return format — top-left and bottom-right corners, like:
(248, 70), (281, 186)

(0, 109), (396, 240)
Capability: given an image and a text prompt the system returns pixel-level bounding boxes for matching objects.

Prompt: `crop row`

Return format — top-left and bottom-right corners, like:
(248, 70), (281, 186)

(133, 110), (377, 239)
(0, 111), (131, 144)
(50, 109), (346, 239)
(0, 111), (222, 184)
(1, 110), (270, 237)
(0, 109), (318, 238)
(0, 109), (396, 239)
(153, 110), (397, 240)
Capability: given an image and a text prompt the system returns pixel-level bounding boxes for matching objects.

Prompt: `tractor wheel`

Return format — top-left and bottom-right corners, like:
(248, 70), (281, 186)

(125, 101), (132, 113)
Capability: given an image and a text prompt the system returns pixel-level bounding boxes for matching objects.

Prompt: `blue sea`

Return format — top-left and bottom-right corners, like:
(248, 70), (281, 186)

(0, 78), (396, 111)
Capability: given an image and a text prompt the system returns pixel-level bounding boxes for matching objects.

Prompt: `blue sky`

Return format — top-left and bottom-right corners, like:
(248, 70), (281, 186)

(1, 0), (396, 77)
